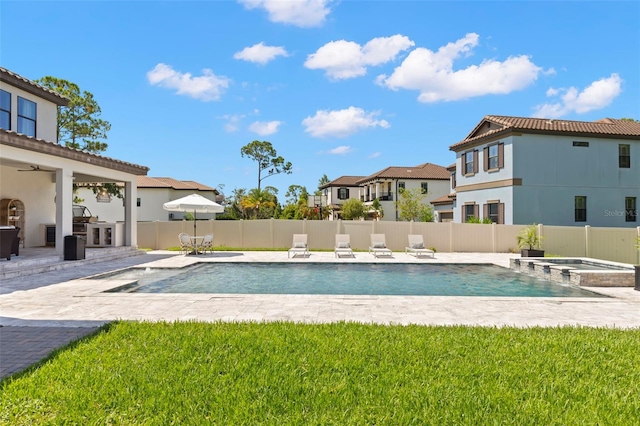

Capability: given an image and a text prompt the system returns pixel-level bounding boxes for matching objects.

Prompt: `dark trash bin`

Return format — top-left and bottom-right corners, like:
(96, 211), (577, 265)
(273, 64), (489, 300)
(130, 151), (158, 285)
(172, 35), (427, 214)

(64, 235), (85, 260)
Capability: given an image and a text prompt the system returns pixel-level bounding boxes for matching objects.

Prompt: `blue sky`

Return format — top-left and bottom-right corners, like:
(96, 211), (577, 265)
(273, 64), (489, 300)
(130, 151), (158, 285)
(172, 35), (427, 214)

(2, 1), (639, 200)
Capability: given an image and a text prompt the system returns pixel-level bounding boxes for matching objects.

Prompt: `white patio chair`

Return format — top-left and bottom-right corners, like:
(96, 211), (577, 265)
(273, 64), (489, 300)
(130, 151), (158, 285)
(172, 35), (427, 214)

(178, 232), (195, 255)
(405, 234), (435, 258)
(200, 233), (214, 255)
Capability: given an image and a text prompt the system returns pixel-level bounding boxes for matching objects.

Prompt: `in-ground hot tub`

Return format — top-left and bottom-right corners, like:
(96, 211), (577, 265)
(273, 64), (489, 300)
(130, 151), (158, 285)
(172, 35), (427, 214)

(510, 257), (635, 287)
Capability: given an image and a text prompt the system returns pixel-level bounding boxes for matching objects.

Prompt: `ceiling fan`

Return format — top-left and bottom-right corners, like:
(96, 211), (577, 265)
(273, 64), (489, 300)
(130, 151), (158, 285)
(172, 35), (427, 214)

(17, 165), (55, 172)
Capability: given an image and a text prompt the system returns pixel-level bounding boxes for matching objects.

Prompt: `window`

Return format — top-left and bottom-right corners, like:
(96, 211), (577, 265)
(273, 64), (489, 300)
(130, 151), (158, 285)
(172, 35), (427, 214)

(464, 151), (473, 174)
(464, 150), (478, 175)
(337, 188), (349, 200)
(575, 196), (587, 222)
(626, 197), (637, 222)
(398, 182), (405, 192)
(17, 96), (36, 137)
(573, 141), (589, 147)
(451, 172), (456, 189)
(420, 182), (428, 194)
(0, 90), (10, 130)
(484, 202), (504, 224)
(483, 143), (504, 171)
(619, 144), (630, 168)
(136, 198), (141, 207)
(462, 204), (478, 222)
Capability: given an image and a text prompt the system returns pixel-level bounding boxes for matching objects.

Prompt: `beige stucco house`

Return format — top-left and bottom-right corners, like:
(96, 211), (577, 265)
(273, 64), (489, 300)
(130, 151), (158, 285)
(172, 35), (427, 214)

(0, 67), (148, 256)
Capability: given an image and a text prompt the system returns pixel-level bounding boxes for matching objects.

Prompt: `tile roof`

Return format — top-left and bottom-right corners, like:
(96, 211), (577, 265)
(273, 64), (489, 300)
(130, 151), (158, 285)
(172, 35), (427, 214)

(137, 176), (217, 192)
(0, 128), (148, 175)
(431, 193), (456, 205)
(0, 67), (70, 106)
(450, 115), (640, 150)
(356, 163), (450, 184)
(319, 175), (366, 188)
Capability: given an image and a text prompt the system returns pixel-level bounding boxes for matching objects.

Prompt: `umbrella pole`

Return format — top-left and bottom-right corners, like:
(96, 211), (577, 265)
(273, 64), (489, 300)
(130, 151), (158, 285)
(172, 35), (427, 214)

(193, 210), (197, 255)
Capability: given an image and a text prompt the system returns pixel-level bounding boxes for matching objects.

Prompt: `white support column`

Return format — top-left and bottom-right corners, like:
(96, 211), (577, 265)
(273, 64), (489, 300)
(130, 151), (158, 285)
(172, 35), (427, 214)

(124, 180), (137, 247)
(55, 168), (74, 257)
(584, 225), (591, 258)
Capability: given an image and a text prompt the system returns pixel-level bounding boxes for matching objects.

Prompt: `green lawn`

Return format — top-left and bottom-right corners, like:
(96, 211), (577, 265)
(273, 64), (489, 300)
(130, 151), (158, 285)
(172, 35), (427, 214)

(2, 322), (639, 425)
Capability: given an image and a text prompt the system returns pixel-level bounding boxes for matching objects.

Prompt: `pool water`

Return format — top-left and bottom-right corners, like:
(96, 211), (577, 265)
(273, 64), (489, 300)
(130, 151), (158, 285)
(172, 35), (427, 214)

(101, 263), (606, 298)
(543, 259), (632, 271)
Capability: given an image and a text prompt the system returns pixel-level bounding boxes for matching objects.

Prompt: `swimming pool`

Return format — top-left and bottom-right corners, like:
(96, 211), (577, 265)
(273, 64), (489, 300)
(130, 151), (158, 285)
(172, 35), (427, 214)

(101, 263), (605, 298)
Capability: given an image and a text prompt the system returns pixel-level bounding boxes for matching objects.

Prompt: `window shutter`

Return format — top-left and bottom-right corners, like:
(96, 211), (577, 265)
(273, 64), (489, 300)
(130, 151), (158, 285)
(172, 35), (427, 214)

(461, 206), (466, 223)
(498, 143), (504, 169)
(498, 203), (504, 224)
(473, 204), (479, 218)
(483, 203), (488, 219)
(483, 147), (489, 171)
(346, 188), (349, 199)
(473, 150), (479, 174)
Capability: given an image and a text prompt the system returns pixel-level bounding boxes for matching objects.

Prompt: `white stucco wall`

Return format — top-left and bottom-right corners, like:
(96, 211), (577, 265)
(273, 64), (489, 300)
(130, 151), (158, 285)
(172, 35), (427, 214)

(82, 188), (221, 222)
(0, 83), (59, 142)
(324, 185), (361, 220)
(380, 179), (450, 221)
(0, 167), (56, 246)
(76, 188), (126, 222)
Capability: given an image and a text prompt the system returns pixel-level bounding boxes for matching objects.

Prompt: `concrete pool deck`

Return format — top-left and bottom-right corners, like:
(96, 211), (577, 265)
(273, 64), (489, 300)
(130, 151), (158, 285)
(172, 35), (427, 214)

(2, 250), (640, 379)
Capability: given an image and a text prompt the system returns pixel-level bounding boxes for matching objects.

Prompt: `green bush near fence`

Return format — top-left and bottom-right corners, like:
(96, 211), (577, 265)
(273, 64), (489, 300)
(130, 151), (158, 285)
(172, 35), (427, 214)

(2, 321), (639, 425)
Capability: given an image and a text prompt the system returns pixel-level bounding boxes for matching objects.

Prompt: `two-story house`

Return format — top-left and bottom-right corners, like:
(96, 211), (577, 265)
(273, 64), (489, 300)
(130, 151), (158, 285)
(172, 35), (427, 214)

(0, 66), (148, 256)
(319, 176), (366, 220)
(319, 164), (451, 221)
(449, 115), (640, 227)
(356, 163), (451, 221)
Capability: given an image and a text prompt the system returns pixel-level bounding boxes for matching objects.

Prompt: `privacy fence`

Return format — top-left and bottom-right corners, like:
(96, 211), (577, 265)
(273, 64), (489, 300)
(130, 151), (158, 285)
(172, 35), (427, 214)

(137, 220), (640, 265)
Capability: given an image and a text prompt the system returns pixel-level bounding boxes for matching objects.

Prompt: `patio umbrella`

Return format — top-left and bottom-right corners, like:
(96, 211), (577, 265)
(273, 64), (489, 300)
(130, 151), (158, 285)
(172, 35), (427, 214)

(163, 193), (224, 236)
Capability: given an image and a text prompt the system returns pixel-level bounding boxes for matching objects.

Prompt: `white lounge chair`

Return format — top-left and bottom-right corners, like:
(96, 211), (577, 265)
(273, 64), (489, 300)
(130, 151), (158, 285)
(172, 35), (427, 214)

(334, 234), (354, 258)
(288, 234), (310, 258)
(369, 234), (392, 258)
(405, 234), (435, 258)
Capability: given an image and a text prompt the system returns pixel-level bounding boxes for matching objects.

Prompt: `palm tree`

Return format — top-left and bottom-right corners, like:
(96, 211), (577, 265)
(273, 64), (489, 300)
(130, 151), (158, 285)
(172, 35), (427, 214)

(241, 188), (276, 219)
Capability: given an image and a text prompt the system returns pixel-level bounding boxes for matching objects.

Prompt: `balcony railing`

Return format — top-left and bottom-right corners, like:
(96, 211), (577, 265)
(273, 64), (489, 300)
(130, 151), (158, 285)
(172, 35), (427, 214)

(361, 192), (394, 202)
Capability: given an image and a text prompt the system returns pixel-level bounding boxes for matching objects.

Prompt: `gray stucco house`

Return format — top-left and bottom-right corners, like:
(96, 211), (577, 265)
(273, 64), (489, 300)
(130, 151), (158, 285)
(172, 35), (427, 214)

(448, 115), (640, 227)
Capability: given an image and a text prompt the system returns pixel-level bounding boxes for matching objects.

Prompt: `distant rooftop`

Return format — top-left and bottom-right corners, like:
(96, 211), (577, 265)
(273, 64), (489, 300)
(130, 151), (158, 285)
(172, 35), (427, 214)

(137, 176), (218, 193)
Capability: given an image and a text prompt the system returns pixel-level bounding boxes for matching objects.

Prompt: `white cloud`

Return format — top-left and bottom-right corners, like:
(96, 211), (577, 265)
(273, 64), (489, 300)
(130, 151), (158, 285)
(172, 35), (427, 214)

(305, 35), (414, 80)
(249, 120), (282, 136)
(377, 33), (542, 103)
(367, 151), (381, 159)
(302, 106), (390, 138)
(147, 63), (230, 101)
(328, 145), (352, 155)
(532, 74), (623, 118)
(218, 114), (245, 132)
(234, 42), (289, 65)
(238, 0), (332, 28)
